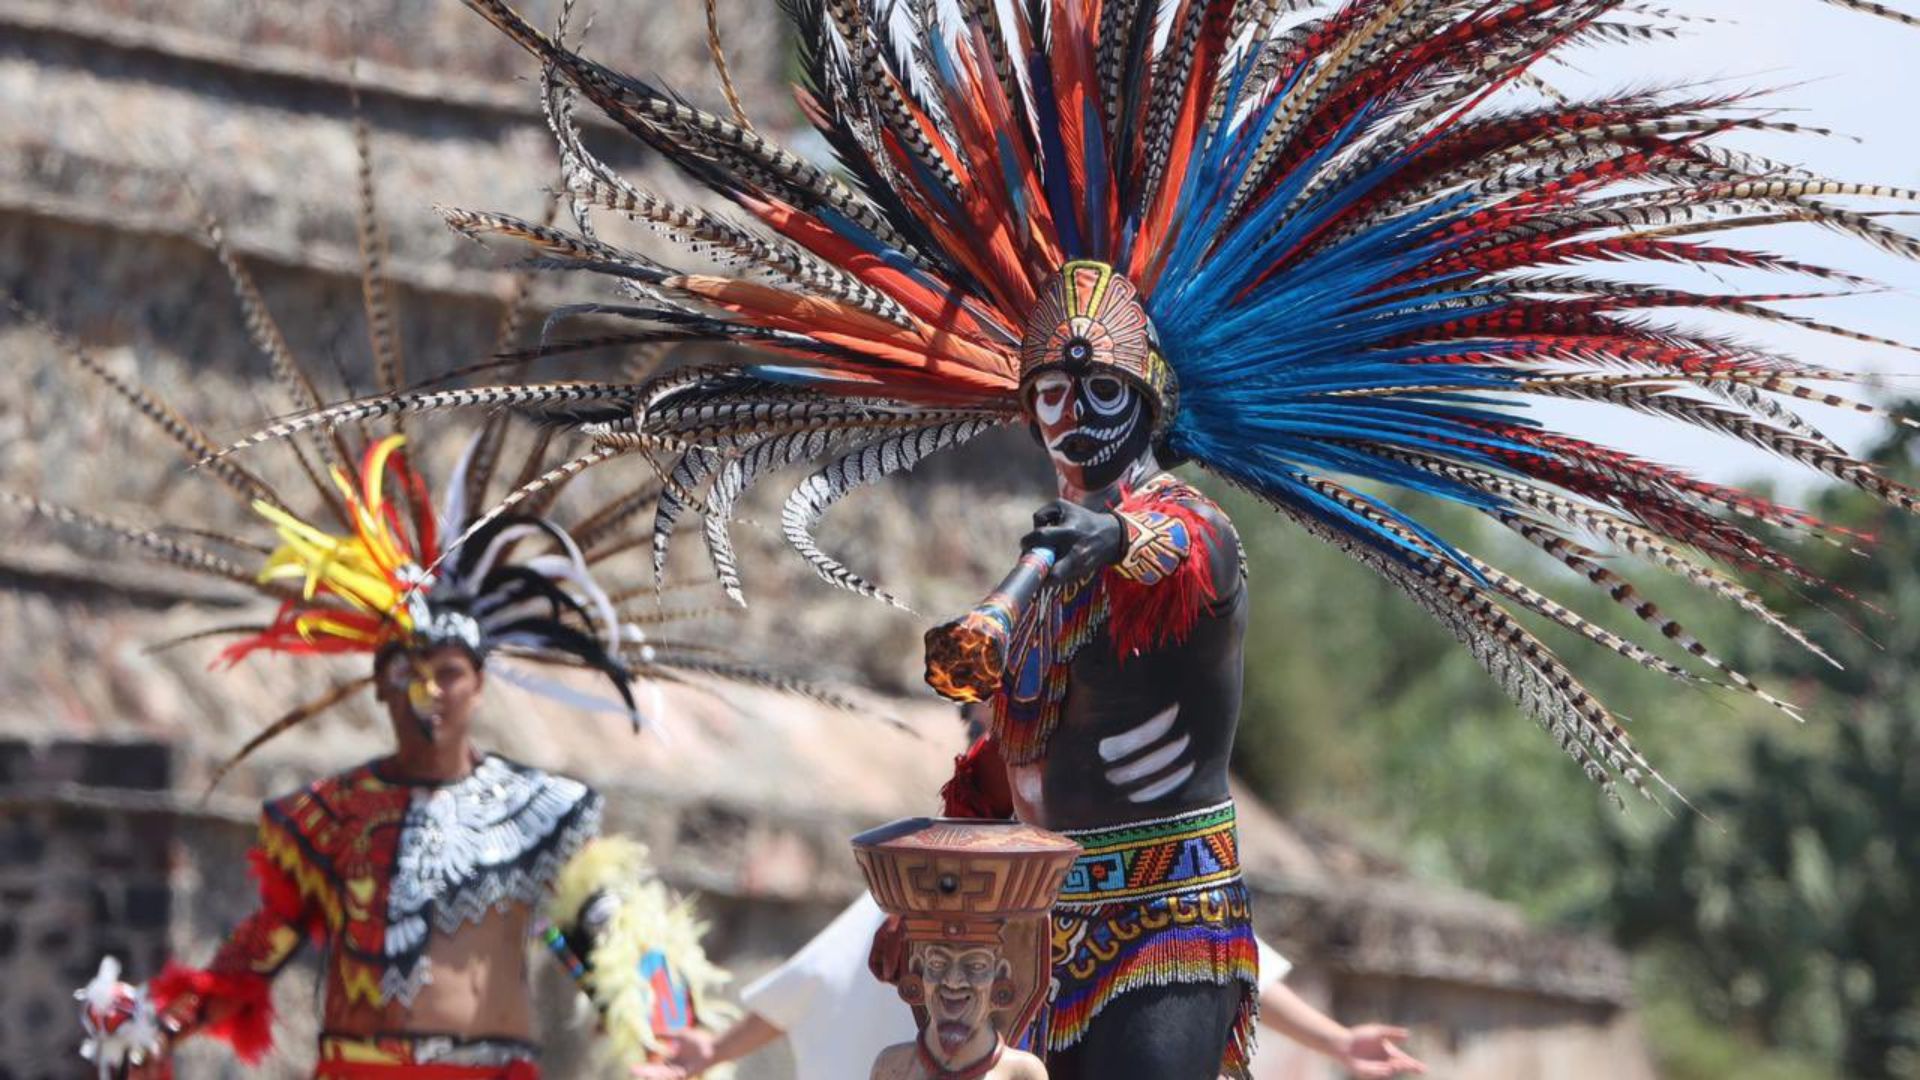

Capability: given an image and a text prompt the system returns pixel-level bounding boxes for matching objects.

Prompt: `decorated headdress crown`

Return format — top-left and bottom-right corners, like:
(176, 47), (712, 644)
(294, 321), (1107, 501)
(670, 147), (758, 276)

(1019, 261), (1178, 432)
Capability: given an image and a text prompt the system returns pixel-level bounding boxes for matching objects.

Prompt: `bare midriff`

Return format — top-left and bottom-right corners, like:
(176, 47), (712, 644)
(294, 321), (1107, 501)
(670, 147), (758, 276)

(321, 903), (536, 1041)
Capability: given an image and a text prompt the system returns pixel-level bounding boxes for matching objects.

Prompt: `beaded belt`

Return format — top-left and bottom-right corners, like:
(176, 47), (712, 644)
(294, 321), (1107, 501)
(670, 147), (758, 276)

(316, 1031), (540, 1074)
(1055, 801), (1241, 907)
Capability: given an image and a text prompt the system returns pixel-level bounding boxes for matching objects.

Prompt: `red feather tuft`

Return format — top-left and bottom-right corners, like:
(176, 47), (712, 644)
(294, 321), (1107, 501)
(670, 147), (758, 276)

(150, 961), (276, 1063)
(940, 734), (1013, 819)
(1104, 496), (1219, 660)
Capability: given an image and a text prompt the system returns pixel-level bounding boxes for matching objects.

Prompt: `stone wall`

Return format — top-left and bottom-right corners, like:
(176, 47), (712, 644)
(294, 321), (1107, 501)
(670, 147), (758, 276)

(0, 740), (178, 1080)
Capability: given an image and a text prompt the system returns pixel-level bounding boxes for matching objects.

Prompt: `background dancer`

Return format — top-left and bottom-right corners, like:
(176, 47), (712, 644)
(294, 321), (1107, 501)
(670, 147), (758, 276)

(10, 134), (844, 1073)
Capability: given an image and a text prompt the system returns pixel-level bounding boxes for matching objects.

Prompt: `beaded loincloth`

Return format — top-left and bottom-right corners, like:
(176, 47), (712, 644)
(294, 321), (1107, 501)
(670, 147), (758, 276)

(1038, 802), (1258, 1077)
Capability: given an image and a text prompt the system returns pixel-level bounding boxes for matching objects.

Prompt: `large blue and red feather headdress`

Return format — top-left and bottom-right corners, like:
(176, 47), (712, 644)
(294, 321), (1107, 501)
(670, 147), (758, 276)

(234, 0), (1920, 801)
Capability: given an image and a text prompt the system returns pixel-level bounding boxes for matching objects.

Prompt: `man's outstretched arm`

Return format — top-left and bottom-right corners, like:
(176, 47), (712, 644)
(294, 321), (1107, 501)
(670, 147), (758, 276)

(645, 1012), (785, 1077)
(80, 823), (313, 1076)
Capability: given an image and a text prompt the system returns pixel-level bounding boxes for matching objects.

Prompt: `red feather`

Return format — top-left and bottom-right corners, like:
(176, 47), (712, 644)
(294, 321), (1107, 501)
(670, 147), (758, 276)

(1105, 496), (1220, 659)
(151, 962), (276, 1064)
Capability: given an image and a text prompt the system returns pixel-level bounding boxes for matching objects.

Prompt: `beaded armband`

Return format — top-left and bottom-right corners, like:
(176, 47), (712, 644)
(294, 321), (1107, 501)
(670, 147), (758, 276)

(1111, 507), (1194, 586)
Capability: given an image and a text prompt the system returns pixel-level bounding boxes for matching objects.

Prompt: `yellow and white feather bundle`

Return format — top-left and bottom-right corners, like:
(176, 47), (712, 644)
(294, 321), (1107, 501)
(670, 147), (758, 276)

(549, 836), (736, 1072)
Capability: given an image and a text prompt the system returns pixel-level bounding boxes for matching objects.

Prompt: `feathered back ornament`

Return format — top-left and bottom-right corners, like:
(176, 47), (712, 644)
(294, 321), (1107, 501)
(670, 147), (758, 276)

(227, 0), (1920, 803)
(544, 836), (735, 1073)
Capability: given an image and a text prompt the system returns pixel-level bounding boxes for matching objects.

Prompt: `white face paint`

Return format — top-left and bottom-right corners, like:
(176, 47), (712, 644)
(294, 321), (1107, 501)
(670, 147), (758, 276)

(1083, 373), (1130, 417)
(1032, 371), (1072, 427)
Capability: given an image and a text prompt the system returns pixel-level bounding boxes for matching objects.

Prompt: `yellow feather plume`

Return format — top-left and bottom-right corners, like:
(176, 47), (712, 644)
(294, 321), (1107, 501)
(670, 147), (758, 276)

(548, 836), (736, 1071)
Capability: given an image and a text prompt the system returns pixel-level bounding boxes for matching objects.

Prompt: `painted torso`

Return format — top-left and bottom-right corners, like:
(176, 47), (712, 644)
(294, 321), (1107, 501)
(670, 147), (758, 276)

(256, 754), (600, 1039)
(1008, 585), (1245, 830)
(995, 474), (1247, 831)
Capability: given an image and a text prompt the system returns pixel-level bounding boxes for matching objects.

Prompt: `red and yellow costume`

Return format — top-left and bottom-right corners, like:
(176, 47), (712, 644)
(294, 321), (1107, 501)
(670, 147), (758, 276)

(147, 754), (602, 1077)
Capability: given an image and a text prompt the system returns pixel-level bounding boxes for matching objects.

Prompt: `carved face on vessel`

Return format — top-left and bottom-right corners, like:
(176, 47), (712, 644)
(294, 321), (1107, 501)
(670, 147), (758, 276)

(912, 941), (1011, 1053)
(1019, 260), (1176, 494)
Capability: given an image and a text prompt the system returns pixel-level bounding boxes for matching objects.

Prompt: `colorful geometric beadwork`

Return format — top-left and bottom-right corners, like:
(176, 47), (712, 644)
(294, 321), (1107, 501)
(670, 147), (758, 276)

(993, 574), (1107, 767)
(1035, 801), (1257, 1075)
(1056, 802), (1240, 906)
(1041, 881), (1257, 1075)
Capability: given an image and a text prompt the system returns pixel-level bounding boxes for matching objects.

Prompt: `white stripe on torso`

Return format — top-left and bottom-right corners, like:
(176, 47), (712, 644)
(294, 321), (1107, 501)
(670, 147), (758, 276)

(1105, 734), (1192, 785)
(1097, 703), (1180, 762)
(1126, 762), (1197, 804)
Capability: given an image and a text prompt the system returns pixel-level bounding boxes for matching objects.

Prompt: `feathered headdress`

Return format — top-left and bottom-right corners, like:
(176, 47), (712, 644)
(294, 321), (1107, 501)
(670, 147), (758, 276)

(225, 0), (1920, 802)
(5, 107), (858, 783)
(223, 432), (637, 719)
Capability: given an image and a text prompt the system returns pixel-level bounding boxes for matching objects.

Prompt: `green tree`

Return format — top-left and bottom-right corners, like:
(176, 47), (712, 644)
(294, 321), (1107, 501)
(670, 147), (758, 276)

(1608, 423), (1920, 1078)
(1223, 417), (1920, 1077)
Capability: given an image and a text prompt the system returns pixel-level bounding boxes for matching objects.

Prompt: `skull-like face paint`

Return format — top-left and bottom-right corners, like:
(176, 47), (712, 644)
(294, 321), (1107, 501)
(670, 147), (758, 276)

(1025, 368), (1153, 491)
(1018, 262), (1170, 493)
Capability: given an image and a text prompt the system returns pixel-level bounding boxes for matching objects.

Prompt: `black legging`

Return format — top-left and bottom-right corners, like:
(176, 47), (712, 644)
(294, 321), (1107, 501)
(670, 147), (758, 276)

(1044, 981), (1244, 1080)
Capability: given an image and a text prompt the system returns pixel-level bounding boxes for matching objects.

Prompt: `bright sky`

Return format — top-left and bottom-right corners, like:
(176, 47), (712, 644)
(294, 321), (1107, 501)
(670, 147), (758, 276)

(1528, 0), (1920, 493)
